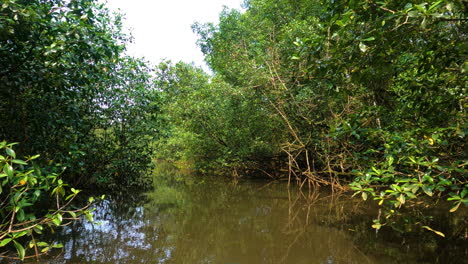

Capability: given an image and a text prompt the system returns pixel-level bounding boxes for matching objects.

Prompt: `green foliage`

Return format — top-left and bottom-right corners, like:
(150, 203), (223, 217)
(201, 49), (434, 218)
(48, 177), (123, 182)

(0, 1), (160, 258)
(0, 0), (160, 188)
(0, 142), (94, 260)
(76, 56), (161, 188)
(186, 0), (468, 231)
(350, 126), (467, 229)
(155, 61), (285, 173)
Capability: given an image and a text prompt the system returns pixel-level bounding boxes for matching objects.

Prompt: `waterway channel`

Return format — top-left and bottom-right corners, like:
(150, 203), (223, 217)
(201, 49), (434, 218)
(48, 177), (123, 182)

(30, 163), (467, 263)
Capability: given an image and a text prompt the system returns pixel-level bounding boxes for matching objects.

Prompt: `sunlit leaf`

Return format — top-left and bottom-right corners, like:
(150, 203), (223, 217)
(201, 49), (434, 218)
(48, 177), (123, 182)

(0, 238), (12, 247)
(422, 226), (445, 237)
(362, 192), (368, 201)
(41, 247), (50, 253)
(36, 242), (49, 247)
(52, 216), (61, 226)
(449, 202), (461, 213)
(52, 243), (63, 248)
(359, 42), (368, 52)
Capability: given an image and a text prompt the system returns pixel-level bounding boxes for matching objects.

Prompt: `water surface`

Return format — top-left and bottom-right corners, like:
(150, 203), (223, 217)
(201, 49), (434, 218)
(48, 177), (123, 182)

(32, 163), (467, 264)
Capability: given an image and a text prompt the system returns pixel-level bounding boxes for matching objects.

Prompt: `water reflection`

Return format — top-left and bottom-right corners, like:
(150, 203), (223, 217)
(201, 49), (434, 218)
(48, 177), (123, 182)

(31, 163), (466, 264)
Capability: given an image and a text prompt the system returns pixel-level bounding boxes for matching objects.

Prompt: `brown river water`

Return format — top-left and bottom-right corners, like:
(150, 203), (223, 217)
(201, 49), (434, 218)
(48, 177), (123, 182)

(18, 163), (468, 264)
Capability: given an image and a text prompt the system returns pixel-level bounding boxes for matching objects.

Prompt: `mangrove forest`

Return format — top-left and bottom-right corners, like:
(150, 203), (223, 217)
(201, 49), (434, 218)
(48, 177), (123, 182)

(0, 0), (466, 263)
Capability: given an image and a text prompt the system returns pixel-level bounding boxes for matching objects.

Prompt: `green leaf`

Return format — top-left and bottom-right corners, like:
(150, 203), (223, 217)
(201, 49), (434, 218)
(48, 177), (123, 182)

(33, 226), (43, 234)
(391, 184), (402, 192)
(85, 212), (94, 222)
(387, 156), (394, 166)
(336, 20), (345, 27)
(422, 186), (433, 196)
(408, 11), (419, 17)
(4, 164), (13, 177)
(461, 189), (467, 198)
(29, 154), (40, 160)
(405, 192), (417, 199)
(13, 240), (25, 260)
(371, 167), (380, 175)
(17, 209), (25, 222)
(12, 159), (28, 165)
(414, 4), (427, 13)
(447, 195), (461, 201)
(13, 231), (28, 239)
(36, 242), (49, 247)
(66, 192), (76, 201)
(361, 37), (375, 42)
(52, 216), (61, 226)
(428, 1), (442, 11)
(52, 243), (63, 248)
(0, 238), (12, 247)
(5, 148), (16, 158)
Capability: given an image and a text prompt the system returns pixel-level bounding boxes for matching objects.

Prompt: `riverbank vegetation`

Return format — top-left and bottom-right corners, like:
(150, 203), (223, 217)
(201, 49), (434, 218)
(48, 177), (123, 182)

(158, 0), (466, 230)
(1, 0), (466, 260)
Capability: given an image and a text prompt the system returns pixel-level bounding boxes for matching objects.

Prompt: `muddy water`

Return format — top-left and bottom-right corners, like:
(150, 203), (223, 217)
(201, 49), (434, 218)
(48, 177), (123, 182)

(34, 163), (467, 264)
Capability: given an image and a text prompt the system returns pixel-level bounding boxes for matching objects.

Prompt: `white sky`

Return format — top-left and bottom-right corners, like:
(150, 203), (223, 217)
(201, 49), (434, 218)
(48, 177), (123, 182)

(104, 0), (244, 68)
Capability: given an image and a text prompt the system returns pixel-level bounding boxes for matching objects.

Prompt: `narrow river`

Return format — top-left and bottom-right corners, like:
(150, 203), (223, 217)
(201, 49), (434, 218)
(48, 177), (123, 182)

(33, 163), (466, 264)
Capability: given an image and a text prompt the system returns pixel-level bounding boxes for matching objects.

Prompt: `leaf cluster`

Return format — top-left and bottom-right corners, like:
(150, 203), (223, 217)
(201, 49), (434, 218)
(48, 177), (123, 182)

(0, 142), (96, 260)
